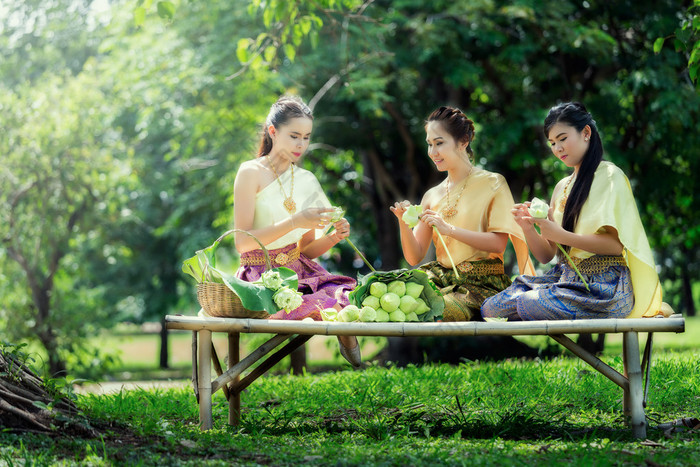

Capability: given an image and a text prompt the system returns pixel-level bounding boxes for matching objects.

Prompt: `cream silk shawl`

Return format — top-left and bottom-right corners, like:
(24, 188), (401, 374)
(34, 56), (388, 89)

(552, 161), (663, 318)
(432, 168), (535, 276)
(252, 165), (331, 249)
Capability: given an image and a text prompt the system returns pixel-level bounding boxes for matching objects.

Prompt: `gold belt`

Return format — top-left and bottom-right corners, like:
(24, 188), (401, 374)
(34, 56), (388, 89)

(565, 255), (627, 275)
(240, 247), (301, 267)
(456, 260), (505, 276)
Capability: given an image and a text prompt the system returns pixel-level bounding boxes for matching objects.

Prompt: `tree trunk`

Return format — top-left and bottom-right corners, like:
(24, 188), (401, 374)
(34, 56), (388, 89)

(289, 344), (307, 375)
(681, 263), (696, 317)
(159, 317), (170, 369)
(576, 333), (606, 355)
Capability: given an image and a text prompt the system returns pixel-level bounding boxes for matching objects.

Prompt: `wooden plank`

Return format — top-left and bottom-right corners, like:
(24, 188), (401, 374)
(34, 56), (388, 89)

(198, 330), (213, 431)
(231, 334), (312, 395)
(166, 315), (685, 337)
(550, 334), (628, 389)
(623, 332), (647, 438)
(211, 334), (290, 394)
(228, 332), (240, 426)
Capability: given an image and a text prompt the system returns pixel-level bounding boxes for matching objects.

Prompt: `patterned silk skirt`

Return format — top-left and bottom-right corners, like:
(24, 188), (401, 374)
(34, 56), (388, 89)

(420, 258), (513, 321)
(236, 243), (356, 321)
(481, 255), (634, 321)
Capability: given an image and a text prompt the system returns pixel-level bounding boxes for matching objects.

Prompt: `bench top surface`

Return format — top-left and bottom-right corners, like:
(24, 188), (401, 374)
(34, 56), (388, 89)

(165, 314), (685, 337)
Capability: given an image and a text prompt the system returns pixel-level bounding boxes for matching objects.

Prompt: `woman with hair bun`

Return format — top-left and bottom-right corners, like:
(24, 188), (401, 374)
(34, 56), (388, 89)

(481, 102), (663, 320)
(232, 95), (361, 366)
(390, 106), (534, 321)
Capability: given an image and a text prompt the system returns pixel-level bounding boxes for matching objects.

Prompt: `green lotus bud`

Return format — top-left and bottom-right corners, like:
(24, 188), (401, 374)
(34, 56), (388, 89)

(528, 197), (549, 219)
(359, 306), (377, 322)
(399, 295), (417, 314)
(321, 308), (339, 321)
(369, 282), (388, 298)
(362, 295), (381, 310)
(405, 282), (424, 298)
(339, 305), (360, 322)
(405, 311), (419, 322)
(387, 280), (406, 297)
(389, 309), (406, 322)
(380, 292), (401, 312)
(375, 308), (390, 322)
(414, 298), (431, 315)
(402, 204), (423, 228)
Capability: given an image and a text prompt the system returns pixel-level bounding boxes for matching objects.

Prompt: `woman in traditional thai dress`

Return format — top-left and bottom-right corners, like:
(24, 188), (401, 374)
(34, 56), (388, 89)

(232, 96), (361, 366)
(481, 102), (663, 320)
(390, 106), (534, 321)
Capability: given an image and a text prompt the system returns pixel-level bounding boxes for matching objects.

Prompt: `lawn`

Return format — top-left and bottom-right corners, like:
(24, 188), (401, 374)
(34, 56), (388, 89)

(1, 317), (698, 466)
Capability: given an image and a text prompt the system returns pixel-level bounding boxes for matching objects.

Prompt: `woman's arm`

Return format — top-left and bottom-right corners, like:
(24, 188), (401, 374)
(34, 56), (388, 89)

(390, 199), (434, 266)
(233, 164), (332, 253)
(535, 221), (623, 256)
(423, 211), (508, 254)
(299, 218), (349, 259)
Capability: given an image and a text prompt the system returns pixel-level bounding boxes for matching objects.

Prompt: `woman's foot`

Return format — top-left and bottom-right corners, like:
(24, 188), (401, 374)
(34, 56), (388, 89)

(338, 336), (362, 368)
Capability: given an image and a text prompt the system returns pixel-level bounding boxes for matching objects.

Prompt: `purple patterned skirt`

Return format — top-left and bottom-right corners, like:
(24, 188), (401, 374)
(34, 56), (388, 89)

(235, 243), (356, 321)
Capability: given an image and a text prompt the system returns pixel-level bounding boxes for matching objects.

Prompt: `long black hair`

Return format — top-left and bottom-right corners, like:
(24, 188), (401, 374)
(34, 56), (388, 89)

(257, 95), (313, 158)
(544, 102), (603, 255)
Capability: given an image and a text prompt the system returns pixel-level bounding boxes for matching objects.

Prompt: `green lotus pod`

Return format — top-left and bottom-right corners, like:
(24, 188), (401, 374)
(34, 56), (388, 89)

(369, 282), (388, 298)
(359, 306), (377, 322)
(321, 308), (339, 321)
(399, 295), (417, 314)
(414, 298), (431, 315)
(380, 292), (401, 312)
(340, 305), (360, 322)
(405, 311), (419, 322)
(362, 295), (381, 310)
(387, 280), (406, 297)
(375, 308), (390, 322)
(389, 309), (406, 322)
(404, 281), (424, 298)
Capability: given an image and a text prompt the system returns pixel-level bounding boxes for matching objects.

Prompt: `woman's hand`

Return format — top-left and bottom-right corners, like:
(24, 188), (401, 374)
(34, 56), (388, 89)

(293, 207), (335, 230)
(389, 200), (412, 223)
(512, 202), (536, 232)
(419, 209), (453, 236)
(331, 218), (351, 241)
(527, 207), (566, 244)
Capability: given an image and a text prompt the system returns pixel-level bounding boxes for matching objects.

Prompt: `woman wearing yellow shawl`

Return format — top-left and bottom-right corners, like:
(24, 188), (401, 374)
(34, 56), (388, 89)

(482, 102), (663, 320)
(390, 106), (534, 321)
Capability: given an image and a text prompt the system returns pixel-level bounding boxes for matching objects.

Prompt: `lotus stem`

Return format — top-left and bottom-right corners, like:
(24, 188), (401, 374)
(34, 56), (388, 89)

(556, 244), (590, 291)
(434, 227), (460, 279)
(346, 238), (376, 272)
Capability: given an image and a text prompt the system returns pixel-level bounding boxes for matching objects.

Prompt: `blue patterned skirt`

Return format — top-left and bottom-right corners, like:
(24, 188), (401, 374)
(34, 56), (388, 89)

(481, 255), (634, 321)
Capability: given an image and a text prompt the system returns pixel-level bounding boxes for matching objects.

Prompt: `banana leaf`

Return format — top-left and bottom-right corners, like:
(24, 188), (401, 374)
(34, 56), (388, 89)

(348, 268), (444, 322)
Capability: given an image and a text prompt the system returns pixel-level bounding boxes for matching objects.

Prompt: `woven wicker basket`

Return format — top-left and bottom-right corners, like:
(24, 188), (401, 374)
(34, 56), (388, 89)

(197, 229), (271, 319)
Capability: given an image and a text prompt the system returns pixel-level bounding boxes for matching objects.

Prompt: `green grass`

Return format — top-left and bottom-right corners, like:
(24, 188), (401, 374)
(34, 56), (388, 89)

(2, 348), (699, 466)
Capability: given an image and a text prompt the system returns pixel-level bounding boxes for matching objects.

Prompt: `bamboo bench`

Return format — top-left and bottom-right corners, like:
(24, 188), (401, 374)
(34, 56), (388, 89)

(165, 314), (685, 438)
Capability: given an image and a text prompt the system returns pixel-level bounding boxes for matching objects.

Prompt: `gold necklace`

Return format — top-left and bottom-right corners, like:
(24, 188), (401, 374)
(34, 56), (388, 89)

(440, 166), (472, 219)
(268, 158), (296, 214)
(559, 175), (575, 211)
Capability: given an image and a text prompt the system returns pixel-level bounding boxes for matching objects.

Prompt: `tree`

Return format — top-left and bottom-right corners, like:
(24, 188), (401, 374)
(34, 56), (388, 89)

(0, 73), (122, 376)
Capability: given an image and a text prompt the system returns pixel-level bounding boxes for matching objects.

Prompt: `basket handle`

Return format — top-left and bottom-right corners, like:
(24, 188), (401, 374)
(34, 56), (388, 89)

(216, 229), (272, 271)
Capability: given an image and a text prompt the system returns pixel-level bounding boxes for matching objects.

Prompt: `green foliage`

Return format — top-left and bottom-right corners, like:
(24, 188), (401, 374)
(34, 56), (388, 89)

(654, 2), (700, 85)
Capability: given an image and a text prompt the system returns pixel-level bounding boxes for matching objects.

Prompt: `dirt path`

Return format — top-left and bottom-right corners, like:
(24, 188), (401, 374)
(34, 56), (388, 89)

(74, 379), (190, 395)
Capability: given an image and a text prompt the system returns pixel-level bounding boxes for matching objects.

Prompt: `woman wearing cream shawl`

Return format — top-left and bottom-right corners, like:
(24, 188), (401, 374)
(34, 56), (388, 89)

(482, 102), (663, 321)
(391, 106), (534, 321)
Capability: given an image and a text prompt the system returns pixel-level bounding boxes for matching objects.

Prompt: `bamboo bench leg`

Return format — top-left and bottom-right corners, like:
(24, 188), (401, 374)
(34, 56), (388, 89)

(228, 332), (240, 426)
(198, 330), (213, 430)
(623, 331), (646, 438)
